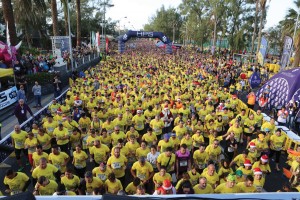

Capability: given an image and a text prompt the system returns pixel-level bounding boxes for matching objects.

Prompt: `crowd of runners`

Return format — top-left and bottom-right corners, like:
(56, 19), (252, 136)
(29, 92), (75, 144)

(3, 41), (300, 196)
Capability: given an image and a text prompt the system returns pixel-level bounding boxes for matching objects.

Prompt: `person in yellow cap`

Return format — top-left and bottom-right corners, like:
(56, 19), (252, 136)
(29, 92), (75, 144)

(214, 174), (240, 193)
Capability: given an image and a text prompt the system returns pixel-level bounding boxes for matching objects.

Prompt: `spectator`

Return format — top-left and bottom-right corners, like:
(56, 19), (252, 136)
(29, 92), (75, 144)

(53, 76), (62, 98)
(32, 81), (42, 108)
(14, 99), (34, 124)
(17, 84), (26, 102)
(277, 107), (288, 126)
(246, 91), (256, 110)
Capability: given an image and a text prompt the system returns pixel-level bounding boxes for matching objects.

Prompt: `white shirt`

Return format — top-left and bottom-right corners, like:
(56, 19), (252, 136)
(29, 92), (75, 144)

(147, 152), (160, 166)
(277, 110), (288, 123)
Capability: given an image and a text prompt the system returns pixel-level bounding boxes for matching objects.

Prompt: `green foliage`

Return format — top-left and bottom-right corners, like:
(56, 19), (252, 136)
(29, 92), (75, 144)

(26, 72), (56, 85)
(144, 6), (183, 42)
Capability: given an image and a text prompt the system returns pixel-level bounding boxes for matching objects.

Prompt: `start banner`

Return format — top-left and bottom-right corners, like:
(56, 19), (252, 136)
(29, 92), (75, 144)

(0, 86), (18, 110)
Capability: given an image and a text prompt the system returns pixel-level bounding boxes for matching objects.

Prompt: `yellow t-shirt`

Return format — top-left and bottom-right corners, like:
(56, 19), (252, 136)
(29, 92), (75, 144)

(173, 125), (187, 140)
(193, 150), (208, 169)
(53, 127), (69, 145)
(37, 133), (52, 150)
(152, 172), (172, 189)
(150, 119), (164, 135)
(193, 184), (214, 194)
(157, 153), (176, 172)
(85, 177), (103, 194)
(90, 144), (110, 164)
(125, 182), (139, 195)
(11, 131), (28, 149)
(48, 152), (69, 173)
(32, 164), (58, 180)
(192, 133), (204, 148)
(201, 171), (219, 186)
(105, 179), (123, 194)
(157, 140), (173, 153)
(214, 182), (240, 193)
(270, 134), (286, 151)
(237, 182), (257, 193)
(132, 115), (146, 131)
(24, 137), (38, 154)
(61, 175), (80, 191)
(111, 132), (126, 146)
(107, 155), (128, 178)
(32, 152), (49, 168)
(4, 172), (29, 194)
(92, 167), (112, 182)
(43, 121), (58, 137)
(73, 150), (88, 168)
(36, 180), (58, 195)
(188, 171), (201, 186)
(131, 161), (154, 181)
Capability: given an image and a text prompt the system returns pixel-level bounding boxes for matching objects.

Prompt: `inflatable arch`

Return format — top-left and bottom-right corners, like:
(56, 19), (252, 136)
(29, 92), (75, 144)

(118, 31), (173, 54)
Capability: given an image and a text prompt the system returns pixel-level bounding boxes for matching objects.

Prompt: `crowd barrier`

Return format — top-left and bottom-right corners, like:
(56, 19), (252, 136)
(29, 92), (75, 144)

(237, 99), (300, 151)
(0, 89), (69, 163)
(21, 193), (300, 200)
(0, 54), (101, 163)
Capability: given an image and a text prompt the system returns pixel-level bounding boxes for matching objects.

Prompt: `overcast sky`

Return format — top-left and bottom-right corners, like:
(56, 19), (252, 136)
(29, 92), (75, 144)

(106, 0), (297, 30)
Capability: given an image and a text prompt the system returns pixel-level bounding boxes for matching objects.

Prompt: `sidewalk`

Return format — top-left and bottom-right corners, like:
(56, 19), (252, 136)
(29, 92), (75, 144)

(0, 87), (67, 140)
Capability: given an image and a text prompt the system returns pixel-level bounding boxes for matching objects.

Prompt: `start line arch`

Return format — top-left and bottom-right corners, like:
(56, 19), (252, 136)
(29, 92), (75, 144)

(118, 30), (173, 54)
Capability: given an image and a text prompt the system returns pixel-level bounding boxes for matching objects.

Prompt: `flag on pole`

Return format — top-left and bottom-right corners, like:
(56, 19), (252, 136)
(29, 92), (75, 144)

(106, 37), (109, 53)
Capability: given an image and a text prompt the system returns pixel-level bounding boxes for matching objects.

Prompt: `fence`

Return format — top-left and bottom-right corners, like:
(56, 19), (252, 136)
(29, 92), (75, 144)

(237, 99), (300, 151)
(0, 53), (101, 163)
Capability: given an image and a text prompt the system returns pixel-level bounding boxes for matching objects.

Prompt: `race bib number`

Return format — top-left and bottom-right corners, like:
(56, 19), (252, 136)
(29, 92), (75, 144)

(98, 174), (106, 181)
(179, 160), (188, 167)
(54, 164), (61, 170)
(47, 127), (54, 133)
(137, 173), (146, 180)
(112, 162), (121, 169)
(198, 163), (206, 169)
(16, 141), (23, 148)
(228, 147), (234, 152)
(216, 127), (222, 132)
(255, 186), (263, 192)
(75, 164), (84, 169)
(137, 123), (143, 129)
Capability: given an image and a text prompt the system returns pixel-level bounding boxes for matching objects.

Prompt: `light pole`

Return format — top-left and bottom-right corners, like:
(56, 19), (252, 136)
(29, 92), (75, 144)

(100, 0), (114, 54)
(287, 9), (300, 68)
(67, 1), (73, 71)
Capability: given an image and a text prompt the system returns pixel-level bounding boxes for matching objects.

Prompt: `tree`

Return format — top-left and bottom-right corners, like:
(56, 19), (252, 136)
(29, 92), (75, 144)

(2, 0), (17, 45)
(143, 6), (182, 42)
(251, 0), (259, 54)
(76, 0), (81, 46)
(51, 0), (59, 36)
(13, 0), (47, 47)
(256, 0), (267, 56)
(280, 0), (300, 68)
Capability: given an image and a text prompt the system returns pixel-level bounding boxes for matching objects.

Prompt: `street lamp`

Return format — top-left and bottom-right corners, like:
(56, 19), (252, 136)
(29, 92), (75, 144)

(100, 0), (114, 53)
(67, 1), (73, 71)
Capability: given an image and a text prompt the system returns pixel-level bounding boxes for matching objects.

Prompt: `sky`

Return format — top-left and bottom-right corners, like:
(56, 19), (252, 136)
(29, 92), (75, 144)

(106, 0), (297, 30)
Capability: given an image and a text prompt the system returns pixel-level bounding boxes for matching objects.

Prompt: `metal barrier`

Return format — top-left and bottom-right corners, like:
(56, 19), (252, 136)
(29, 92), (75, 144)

(22, 193), (300, 200)
(237, 99), (300, 151)
(0, 53), (100, 163)
(0, 89), (68, 163)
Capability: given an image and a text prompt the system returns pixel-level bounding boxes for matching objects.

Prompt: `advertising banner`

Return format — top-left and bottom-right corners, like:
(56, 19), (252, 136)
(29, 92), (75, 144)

(280, 36), (293, 70)
(0, 86), (17, 110)
(257, 37), (268, 66)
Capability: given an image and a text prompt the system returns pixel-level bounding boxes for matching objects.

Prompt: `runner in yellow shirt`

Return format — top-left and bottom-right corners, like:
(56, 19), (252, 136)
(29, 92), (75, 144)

(61, 169), (80, 192)
(48, 145), (70, 173)
(105, 173), (123, 194)
(4, 169), (30, 195)
(269, 128), (286, 171)
(193, 177), (214, 194)
(11, 125), (28, 171)
(237, 175), (257, 193)
(214, 174), (240, 193)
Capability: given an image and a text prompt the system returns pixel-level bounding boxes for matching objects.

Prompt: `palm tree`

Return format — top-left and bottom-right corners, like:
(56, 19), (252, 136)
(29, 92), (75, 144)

(256, 0), (267, 59)
(61, 0), (69, 35)
(51, 0), (59, 36)
(251, 0), (259, 54)
(76, 0), (81, 46)
(280, 0), (300, 68)
(13, 0), (47, 47)
(2, 0), (17, 45)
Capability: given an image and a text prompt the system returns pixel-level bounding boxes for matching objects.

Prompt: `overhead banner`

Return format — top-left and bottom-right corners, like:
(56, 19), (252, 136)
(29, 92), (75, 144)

(0, 86), (17, 110)
(50, 36), (70, 59)
(280, 36), (293, 71)
(249, 71), (261, 89)
(118, 31), (172, 54)
(257, 37), (268, 66)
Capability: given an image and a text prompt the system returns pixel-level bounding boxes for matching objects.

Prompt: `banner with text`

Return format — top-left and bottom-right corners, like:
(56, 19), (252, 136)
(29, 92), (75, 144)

(280, 36), (293, 71)
(0, 86), (17, 110)
(257, 37), (268, 66)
